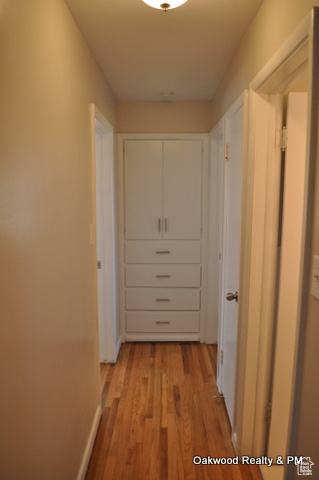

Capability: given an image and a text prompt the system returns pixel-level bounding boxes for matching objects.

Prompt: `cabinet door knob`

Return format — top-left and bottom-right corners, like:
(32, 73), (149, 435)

(158, 218), (161, 233)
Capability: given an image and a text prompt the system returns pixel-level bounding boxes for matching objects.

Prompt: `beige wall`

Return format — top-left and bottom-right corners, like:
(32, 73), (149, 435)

(0, 0), (116, 479)
(211, 0), (319, 126)
(117, 101), (212, 133)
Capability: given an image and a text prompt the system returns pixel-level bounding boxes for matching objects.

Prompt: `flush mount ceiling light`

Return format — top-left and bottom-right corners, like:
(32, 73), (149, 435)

(142, 0), (188, 11)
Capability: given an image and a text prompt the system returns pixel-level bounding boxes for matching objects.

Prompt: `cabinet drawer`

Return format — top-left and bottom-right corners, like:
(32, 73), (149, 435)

(126, 288), (200, 311)
(125, 265), (201, 287)
(125, 241), (201, 264)
(126, 312), (200, 333)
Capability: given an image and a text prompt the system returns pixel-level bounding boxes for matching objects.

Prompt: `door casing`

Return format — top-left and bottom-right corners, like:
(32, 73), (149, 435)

(216, 94), (245, 429)
(208, 120), (225, 349)
(91, 105), (119, 363)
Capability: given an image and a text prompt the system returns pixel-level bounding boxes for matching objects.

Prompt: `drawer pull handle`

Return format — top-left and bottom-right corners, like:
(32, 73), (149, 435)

(156, 298), (170, 302)
(156, 321), (170, 324)
(155, 250), (170, 254)
(156, 274), (171, 278)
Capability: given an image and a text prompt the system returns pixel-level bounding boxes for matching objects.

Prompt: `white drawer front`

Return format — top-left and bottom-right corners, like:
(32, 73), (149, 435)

(125, 241), (201, 264)
(126, 288), (200, 311)
(126, 312), (200, 333)
(125, 265), (201, 287)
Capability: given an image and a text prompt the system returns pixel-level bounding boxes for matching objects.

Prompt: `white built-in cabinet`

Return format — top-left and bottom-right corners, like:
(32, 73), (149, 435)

(118, 135), (206, 341)
(124, 140), (202, 240)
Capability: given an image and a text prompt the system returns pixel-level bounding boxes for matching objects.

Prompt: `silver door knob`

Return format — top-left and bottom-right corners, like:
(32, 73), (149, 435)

(226, 291), (238, 302)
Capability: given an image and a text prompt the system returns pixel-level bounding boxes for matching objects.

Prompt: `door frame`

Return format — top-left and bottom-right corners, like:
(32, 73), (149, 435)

(91, 105), (119, 363)
(208, 93), (249, 448)
(222, 94), (246, 430)
(234, 11), (316, 478)
(208, 119), (225, 352)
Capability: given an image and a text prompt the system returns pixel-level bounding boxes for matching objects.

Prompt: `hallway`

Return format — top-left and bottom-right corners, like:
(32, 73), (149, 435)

(85, 343), (261, 480)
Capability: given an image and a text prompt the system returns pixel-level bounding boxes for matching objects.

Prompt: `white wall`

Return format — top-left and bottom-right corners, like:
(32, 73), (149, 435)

(0, 0), (116, 478)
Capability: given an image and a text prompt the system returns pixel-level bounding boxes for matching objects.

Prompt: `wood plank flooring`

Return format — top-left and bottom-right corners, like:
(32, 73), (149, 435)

(85, 342), (262, 480)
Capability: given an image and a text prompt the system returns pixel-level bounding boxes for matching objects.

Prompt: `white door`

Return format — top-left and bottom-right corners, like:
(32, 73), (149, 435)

(163, 140), (202, 239)
(124, 140), (163, 239)
(218, 96), (245, 427)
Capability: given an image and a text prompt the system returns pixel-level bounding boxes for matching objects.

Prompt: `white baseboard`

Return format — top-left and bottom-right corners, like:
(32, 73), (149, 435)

(231, 431), (238, 452)
(76, 405), (102, 480)
(125, 333), (200, 342)
(114, 337), (122, 362)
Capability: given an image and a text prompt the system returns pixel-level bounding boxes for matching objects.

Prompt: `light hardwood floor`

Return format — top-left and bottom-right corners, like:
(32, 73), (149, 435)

(85, 342), (262, 480)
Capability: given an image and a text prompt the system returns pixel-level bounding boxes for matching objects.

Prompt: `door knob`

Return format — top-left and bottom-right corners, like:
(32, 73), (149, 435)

(226, 291), (238, 302)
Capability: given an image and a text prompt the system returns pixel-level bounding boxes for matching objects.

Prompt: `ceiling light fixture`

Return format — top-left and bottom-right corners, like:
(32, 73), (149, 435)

(142, 0), (188, 12)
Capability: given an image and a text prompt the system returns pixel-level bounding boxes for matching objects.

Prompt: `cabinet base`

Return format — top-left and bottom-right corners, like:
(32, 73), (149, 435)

(125, 333), (200, 342)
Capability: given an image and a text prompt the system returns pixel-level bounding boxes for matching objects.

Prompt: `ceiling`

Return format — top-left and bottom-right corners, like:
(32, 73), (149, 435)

(64, 0), (263, 102)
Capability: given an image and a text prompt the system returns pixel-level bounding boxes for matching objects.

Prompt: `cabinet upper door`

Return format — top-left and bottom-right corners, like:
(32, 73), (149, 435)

(124, 140), (163, 239)
(163, 140), (202, 240)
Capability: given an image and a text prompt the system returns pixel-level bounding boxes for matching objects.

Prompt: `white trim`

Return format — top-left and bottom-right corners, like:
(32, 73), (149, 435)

(76, 405), (102, 480)
(91, 105), (119, 363)
(125, 333), (200, 342)
(224, 91), (247, 432)
(250, 13), (310, 92)
(225, 92), (245, 119)
(116, 135), (126, 342)
(101, 336), (122, 364)
(94, 106), (114, 133)
(200, 134), (210, 342)
(115, 337), (122, 361)
(236, 91), (284, 456)
(208, 119), (226, 375)
(231, 431), (238, 453)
